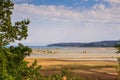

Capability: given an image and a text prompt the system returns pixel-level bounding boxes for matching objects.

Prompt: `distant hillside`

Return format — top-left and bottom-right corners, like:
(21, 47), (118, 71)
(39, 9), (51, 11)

(47, 40), (120, 47)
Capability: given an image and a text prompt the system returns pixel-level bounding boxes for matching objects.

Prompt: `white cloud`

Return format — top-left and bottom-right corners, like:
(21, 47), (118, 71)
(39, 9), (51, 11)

(12, 3), (120, 45)
(104, 0), (120, 4)
(93, 4), (105, 9)
(13, 3), (120, 24)
(13, 4), (84, 22)
(19, 23), (120, 45)
(12, 0), (31, 3)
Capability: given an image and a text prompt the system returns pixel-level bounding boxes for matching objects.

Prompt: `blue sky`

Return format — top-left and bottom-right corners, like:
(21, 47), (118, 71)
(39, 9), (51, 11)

(11, 0), (120, 46)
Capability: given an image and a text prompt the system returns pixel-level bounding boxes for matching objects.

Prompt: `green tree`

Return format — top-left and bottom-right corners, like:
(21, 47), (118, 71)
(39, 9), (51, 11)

(0, 0), (41, 80)
(114, 41), (120, 80)
(115, 44), (120, 53)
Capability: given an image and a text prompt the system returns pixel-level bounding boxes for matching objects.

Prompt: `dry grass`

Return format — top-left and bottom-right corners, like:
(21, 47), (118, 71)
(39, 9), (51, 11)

(24, 58), (118, 80)
(25, 58), (117, 66)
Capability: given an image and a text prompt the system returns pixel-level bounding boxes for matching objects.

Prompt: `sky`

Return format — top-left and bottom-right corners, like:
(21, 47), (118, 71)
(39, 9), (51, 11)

(11, 0), (120, 46)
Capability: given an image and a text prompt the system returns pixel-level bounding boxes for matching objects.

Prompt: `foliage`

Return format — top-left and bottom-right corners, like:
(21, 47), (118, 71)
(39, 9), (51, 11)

(49, 67), (85, 80)
(116, 58), (120, 80)
(0, 0), (30, 46)
(114, 43), (120, 53)
(114, 41), (120, 80)
(0, 0), (41, 80)
(0, 0), (88, 80)
(0, 44), (42, 80)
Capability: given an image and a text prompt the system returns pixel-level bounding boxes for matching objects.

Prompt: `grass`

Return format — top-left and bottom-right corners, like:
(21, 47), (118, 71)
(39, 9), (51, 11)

(41, 64), (116, 71)
(25, 58), (118, 80)
(39, 64), (117, 80)
(39, 67), (91, 80)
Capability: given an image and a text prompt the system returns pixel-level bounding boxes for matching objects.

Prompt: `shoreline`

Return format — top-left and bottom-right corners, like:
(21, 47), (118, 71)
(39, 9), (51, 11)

(29, 47), (120, 61)
(28, 53), (120, 61)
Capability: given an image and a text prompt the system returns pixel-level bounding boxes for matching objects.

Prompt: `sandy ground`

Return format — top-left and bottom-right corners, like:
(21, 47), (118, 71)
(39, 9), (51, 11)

(25, 58), (117, 66)
(25, 47), (120, 79)
(31, 47), (120, 60)
(25, 58), (118, 80)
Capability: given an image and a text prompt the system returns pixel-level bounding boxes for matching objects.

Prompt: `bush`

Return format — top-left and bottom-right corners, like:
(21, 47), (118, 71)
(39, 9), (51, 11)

(0, 0), (41, 79)
(0, 44), (41, 80)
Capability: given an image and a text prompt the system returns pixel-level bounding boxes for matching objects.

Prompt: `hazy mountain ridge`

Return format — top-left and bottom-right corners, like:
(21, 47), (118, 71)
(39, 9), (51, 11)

(47, 40), (120, 47)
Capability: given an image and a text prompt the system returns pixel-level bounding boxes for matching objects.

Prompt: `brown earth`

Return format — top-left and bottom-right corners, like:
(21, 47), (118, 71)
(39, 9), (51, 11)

(25, 58), (118, 80)
(25, 58), (117, 66)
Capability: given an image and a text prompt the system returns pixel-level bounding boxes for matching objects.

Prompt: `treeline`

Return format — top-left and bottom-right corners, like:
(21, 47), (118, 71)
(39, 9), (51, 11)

(47, 40), (120, 47)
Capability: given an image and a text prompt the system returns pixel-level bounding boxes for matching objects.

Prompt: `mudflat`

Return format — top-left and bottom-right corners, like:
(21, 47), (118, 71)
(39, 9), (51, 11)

(25, 58), (117, 66)
(25, 47), (119, 80)
(25, 58), (118, 80)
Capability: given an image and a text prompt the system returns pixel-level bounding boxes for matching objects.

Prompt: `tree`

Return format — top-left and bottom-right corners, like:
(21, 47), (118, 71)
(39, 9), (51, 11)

(0, 0), (41, 80)
(0, 0), (29, 46)
(114, 41), (120, 80)
(115, 44), (120, 53)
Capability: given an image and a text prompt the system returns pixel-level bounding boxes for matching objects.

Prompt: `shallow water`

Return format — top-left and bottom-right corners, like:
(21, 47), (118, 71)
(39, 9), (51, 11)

(28, 47), (120, 61)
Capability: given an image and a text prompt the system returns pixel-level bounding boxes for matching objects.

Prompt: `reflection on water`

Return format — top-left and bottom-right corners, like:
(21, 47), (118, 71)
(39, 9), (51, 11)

(28, 47), (120, 61)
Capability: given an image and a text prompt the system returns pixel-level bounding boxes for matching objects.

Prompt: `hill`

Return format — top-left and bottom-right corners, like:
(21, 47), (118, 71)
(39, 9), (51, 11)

(47, 40), (120, 47)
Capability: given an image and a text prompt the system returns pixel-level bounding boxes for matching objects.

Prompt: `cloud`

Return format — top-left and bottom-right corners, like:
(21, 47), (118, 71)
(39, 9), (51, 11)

(13, 3), (120, 24)
(104, 0), (120, 4)
(12, 3), (120, 45)
(93, 4), (105, 9)
(12, 4), (85, 23)
(12, 0), (31, 3)
(18, 23), (120, 46)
